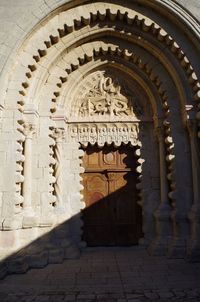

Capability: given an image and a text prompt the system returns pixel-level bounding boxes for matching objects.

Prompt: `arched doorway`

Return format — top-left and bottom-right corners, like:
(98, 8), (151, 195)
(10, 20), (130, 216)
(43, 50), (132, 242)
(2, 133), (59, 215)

(81, 143), (143, 246)
(67, 69), (148, 248)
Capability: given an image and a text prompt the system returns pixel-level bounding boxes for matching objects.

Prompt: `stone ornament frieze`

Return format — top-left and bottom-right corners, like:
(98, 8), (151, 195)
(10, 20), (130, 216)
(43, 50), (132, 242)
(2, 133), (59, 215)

(68, 123), (140, 147)
(71, 71), (142, 122)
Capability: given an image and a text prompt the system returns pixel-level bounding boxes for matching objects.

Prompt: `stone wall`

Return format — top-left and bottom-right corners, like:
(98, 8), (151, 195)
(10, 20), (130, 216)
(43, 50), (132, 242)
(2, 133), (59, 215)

(0, 0), (199, 92)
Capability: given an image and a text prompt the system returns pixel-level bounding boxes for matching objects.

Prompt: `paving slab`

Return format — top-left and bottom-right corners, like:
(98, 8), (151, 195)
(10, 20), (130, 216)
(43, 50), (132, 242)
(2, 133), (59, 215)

(0, 247), (199, 301)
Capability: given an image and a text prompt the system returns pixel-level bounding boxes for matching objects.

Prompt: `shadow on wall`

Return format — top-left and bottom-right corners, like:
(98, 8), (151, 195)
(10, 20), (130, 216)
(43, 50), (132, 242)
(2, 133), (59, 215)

(0, 174), (143, 279)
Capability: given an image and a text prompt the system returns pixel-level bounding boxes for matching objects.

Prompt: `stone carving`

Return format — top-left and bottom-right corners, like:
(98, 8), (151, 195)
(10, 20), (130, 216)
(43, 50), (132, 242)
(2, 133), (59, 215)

(7, 118), (26, 229)
(15, 140), (25, 207)
(77, 74), (142, 119)
(49, 139), (56, 207)
(69, 123), (139, 147)
(23, 122), (36, 138)
(52, 128), (65, 143)
(52, 128), (66, 207)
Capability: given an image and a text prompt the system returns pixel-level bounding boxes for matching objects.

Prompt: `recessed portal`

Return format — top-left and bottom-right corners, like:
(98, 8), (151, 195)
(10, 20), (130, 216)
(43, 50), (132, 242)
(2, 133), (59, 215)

(81, 144), (143, 246)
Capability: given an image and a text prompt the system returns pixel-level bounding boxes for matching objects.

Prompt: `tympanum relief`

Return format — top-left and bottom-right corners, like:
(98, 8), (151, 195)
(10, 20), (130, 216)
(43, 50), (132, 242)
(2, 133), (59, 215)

(68, 71), (145, 147)
(70, 71), (143, 122)
(78, 76), (141, 118)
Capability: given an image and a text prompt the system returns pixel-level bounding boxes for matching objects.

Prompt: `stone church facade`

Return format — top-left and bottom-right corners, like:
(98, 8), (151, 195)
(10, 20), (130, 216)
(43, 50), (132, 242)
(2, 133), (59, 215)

(0, 0), (200, 274)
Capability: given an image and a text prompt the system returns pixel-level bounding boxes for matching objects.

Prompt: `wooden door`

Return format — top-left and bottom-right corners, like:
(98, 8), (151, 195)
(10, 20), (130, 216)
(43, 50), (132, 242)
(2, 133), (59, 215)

(81, 144), (142, 246)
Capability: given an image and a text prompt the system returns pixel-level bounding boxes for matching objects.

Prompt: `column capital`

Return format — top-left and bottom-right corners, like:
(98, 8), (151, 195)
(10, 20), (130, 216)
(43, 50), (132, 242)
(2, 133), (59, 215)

(52, 127), (65, 143)
(23, 122), (36, 139)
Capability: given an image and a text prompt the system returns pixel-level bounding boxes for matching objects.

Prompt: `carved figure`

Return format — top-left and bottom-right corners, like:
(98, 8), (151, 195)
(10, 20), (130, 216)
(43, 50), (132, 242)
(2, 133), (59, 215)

(77, 74), (142, 118)
(68, 123), (139, 147)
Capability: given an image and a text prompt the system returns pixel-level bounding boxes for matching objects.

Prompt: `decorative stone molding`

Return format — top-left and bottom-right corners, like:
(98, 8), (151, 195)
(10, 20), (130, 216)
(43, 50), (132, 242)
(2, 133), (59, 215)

(135, 146), (143, 207)
(5, 113), (26, 230)
(68, 123), (139, 147)
(163, 122), (176, 200)
(156, 126), (171, 209)
(162, 120), (178, 257)
(149, 125), (172, 255)
(14, 100), (26, 226)
(154, 95), (176, 255)
(157, 0), (200, 40)
(16, 3), (199, 111)
(49, 139), (57, 208)
(52, 127), (65, 208)
(50, 112), (67, 213)
(134, 141), (147, 246)
(13, 147), (25, 227)
(49, 44), (166, 116)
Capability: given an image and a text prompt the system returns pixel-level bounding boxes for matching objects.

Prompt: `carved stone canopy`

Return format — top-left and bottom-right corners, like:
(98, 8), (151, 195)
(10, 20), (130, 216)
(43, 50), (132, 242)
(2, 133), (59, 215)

(70, 71), (143, 122)
(68, 123), (140, 147)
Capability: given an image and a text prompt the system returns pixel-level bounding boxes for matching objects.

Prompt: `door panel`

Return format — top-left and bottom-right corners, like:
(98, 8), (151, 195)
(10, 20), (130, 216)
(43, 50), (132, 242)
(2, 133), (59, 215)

(82, 172), (115, 245)
(81, 144), (142, 246)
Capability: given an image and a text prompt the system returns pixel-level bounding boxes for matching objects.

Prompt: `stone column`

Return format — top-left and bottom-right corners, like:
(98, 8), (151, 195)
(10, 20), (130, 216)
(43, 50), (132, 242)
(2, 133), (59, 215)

(23, 123), (35, 210)
(52, 128), (65, 209)
(187, 119), (200, 260)
(22, 122), (37, 227)
(49, 116), (80, 259)
(149, 126), (172, 255)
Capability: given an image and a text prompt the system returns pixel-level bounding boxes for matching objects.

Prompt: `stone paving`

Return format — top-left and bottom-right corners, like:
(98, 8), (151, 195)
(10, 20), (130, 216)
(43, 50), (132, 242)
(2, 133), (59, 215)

(0, 247), (199, 301)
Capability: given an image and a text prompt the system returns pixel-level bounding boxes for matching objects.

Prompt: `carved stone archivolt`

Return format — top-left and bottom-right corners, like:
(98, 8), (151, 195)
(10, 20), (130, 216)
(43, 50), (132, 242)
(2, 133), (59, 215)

(71, 71), (143, 122)
(68, 123), (139, 147)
